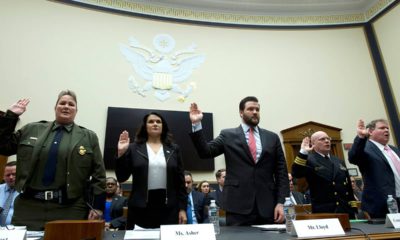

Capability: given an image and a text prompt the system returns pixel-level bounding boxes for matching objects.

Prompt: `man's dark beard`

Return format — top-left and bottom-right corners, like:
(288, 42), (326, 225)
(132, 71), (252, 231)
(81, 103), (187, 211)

(243, 115), (259, 127)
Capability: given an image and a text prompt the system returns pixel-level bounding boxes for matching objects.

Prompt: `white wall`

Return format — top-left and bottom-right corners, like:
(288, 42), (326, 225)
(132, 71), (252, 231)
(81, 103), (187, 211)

(373, 4), (400, 125)
(0, 0), (392, 181)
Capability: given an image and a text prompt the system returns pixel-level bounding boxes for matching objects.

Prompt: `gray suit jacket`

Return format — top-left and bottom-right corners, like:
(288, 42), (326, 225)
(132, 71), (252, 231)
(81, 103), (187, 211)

(190, 126), (289, 222)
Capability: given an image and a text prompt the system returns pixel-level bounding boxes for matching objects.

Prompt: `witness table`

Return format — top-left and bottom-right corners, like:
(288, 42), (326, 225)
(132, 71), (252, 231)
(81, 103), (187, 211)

(104, 223), (400, 240)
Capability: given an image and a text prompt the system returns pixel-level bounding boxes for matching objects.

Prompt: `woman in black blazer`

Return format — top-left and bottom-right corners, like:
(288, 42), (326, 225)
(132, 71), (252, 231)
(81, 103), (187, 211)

(115, 112), (187, 229)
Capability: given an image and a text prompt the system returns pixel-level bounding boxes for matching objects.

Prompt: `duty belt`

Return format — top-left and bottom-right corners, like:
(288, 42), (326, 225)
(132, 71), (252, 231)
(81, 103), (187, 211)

(31, 189), (63, 203)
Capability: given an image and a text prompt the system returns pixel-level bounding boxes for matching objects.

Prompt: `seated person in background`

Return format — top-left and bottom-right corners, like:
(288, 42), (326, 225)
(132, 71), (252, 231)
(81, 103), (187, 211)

(104, 177), (127, 230)
(303, 189), (311, 204)
(209, 169), (225, 210)
(351, 176), (362, 201)
(288, 173), (305, 205)
(350, 176), (365, 219)
(292, 132), (358, 219)
(0, 161), (19, 226)
(197, 180), (212, 205)
(185, 171), (208, 224)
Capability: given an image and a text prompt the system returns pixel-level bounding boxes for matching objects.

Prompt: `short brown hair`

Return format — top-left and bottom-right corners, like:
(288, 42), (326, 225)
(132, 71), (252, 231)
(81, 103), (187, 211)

(56, 90), (77, 107)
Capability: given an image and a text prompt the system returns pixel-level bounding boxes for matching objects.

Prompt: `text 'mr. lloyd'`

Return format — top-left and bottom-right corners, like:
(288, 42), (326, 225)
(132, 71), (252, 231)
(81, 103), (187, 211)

(308, 224), (329, 230)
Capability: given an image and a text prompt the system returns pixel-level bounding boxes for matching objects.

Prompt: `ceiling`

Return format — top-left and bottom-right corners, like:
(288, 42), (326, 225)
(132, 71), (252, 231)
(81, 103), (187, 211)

(134, 0), (380, 16)
(66, 0), (398, 26)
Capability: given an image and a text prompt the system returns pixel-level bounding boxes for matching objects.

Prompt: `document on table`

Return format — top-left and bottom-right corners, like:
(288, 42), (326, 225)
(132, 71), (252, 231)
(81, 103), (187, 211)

(27, 231), (45, 240)
(252, 224), (286, 231)
(124, 225), (160, 240)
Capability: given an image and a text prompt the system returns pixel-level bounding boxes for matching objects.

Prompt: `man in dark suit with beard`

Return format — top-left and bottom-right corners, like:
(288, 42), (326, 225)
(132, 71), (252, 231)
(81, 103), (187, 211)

(189, 96), (289, 226)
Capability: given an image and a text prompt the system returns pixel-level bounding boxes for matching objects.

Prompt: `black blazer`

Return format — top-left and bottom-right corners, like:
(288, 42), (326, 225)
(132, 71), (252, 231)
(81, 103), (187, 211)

(349, 137), (400, 218)
(115, 142), (187, 211)
(190, 126), (289, 221)
(209, 188), (224, 210)
(109, 195), (128, 229)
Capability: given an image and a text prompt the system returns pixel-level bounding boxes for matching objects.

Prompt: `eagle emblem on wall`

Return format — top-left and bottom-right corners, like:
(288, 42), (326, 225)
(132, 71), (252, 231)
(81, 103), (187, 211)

(120, 34), (205, 102)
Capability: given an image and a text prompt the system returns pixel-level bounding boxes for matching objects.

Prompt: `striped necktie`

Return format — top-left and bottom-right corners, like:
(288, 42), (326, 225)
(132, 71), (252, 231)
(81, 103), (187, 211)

(0, 188), (15, 226)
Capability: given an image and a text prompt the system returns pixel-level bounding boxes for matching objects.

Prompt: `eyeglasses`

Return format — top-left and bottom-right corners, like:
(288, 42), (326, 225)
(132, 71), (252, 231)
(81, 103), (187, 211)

(317, 137), (332, 142)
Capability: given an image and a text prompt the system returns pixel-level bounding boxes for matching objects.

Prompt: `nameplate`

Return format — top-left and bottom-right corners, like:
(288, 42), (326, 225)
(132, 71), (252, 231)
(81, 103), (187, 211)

(0, 229), (26, 240)
(385, 213), (400, 228)
(292, 218), (345, 238)
(160, 224), (215, 240)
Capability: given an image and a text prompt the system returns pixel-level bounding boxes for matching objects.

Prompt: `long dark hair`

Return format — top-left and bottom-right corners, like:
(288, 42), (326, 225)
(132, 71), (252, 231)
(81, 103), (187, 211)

(135, 112), (174, 145)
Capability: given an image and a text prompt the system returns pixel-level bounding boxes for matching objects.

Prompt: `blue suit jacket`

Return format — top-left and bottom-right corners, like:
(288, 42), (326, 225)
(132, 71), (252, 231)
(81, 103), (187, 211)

(349, 137), (400, 218)
(190, 191), (208, 223)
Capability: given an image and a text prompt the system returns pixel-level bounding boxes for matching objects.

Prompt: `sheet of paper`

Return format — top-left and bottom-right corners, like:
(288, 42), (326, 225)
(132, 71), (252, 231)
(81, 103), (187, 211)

(124, 225), (160, 240)
(252, 224), (286, 230)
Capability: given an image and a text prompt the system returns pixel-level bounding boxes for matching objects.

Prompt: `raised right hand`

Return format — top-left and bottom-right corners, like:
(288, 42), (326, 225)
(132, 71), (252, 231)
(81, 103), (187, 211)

(357, 119), (369, 138)
(8, 99), (30, 116)
(117, 130), (130, 157)
(189, 103), (203, 124)
(301, 137), (314, 153)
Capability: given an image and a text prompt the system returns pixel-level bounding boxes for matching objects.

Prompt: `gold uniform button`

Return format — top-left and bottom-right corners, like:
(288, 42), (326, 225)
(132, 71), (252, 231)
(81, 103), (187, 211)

(334, 192), (338, 195)
(336, 202), (339, 206)
(344, 182), (347, 185)
(346, 192), (349, 195)
(332, 182), (336, 185)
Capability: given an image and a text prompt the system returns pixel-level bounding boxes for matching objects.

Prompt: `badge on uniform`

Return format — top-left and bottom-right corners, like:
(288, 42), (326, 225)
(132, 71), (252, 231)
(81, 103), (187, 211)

(79, 146), (86, 155)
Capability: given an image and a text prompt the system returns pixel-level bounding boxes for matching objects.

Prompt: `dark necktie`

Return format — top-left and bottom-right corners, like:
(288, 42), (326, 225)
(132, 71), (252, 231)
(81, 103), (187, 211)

(187, 195), (193, 224)
(0, 188), (14, 226)
(324, 155), (334, 172)
(248, 127), (257, 163)
(42, 127), (64, 186)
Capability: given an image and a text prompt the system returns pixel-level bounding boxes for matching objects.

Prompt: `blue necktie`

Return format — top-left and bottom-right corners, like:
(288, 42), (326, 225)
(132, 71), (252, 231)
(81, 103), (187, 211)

(42, 127), (64, 186)
(187, 196), (193, 224)
(0, 188), (14, 226)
